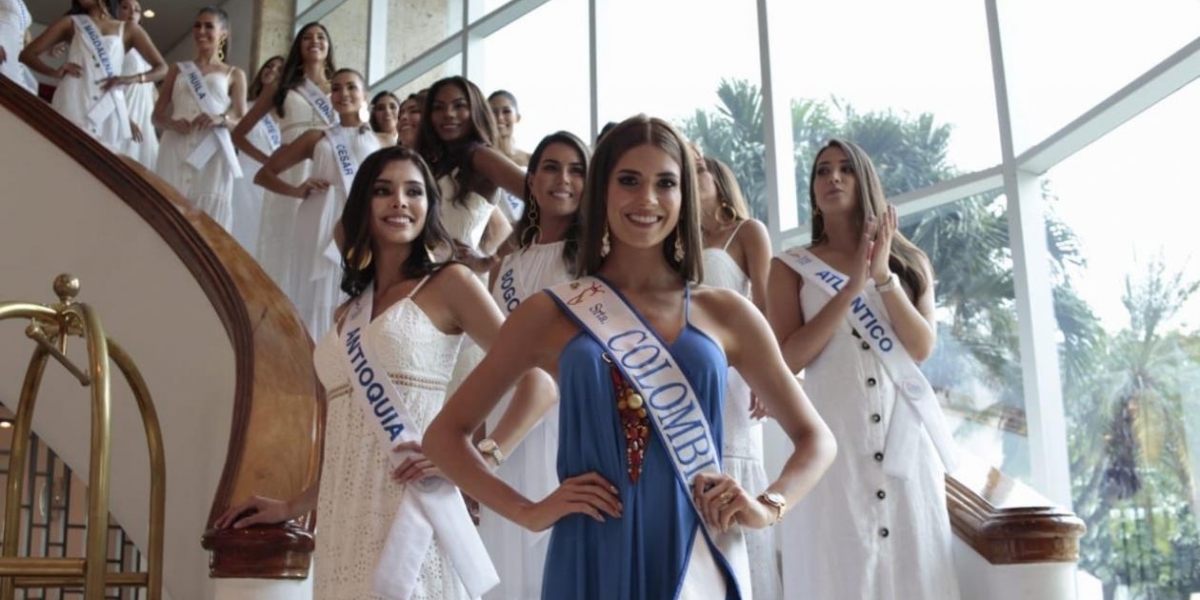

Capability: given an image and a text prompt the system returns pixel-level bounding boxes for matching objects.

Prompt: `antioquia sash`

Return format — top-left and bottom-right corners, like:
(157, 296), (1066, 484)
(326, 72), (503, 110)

(340, 283), (498, 600)
(72, 15), (130, 139)
(298, 77), (338, 127)
(776, 247), (959, 480)
(546, 277), (751, 597)
(177, 61), (243, 178)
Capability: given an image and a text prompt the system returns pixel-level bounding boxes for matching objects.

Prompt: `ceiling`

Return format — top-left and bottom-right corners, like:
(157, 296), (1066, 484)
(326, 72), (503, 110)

(30, 0), (214, 54)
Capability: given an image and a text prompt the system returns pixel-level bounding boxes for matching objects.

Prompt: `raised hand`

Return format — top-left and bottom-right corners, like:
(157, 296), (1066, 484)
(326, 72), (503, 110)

(391, 440), (443, 485)
(516, 472), (622, 532)
(844, 216), (878, 297)
(869, 204), (897, 284)
(692, 472), (773, 532)
(213, 495), (293, 529)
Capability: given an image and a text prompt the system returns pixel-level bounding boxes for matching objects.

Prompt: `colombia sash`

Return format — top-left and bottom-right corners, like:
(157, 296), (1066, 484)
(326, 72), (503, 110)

(546, 277), (751, 597)
(776, 247), (959, 479)
(298, 77), (338, 127)
(72, 15), (130, 139)
(340, 284), (499, 600)
(177, 61), (243, 178)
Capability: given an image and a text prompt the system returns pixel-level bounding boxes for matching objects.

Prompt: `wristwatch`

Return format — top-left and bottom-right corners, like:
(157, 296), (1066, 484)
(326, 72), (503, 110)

(476, 438), (504, 468)
(756, 491), (787, 525)
(874, 272), (900, 293)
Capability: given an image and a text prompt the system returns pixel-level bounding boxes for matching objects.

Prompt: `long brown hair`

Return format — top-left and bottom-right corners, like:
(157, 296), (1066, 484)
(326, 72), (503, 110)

(271, 22), (337, 119)
(809, 138), (929, 298)
(339, 146), (455, 297)
(248, 55), (284, 101)
(511, 131), (591, 275)
(704, 157), (749, 222)
(415, 76), (500, 207)
(577, 115), (704, 283)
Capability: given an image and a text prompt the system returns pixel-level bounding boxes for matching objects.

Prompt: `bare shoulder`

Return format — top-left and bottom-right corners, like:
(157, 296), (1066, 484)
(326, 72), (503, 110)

(736, 218), (771, 245)
(691, 285), (757, 321)
(427, 262), (480, 294)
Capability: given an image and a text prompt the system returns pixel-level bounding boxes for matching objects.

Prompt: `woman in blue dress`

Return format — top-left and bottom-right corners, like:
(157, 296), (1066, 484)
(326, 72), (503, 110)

(425, 115), (837, 600)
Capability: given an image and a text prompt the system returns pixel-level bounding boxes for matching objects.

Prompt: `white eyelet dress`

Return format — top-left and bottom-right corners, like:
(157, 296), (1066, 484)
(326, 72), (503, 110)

(702, 220), (782, 600)
(311, 276), (471, 600)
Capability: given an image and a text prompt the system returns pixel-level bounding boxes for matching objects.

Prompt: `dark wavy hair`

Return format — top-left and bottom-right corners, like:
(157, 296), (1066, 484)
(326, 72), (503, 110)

(510, 131), (590, 275)
(415, 76), (500, 207)
(271, 22), (337, 119)
(339, 146), (456, 297)
(577, 115), (704, 283)
(809, 138), (929, 299)
(248, 56), (284, 101)
(370, 91), (400, 133)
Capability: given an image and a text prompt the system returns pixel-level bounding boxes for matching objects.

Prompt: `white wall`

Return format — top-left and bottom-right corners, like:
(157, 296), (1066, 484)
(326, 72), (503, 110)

(161, 0), (255, 75)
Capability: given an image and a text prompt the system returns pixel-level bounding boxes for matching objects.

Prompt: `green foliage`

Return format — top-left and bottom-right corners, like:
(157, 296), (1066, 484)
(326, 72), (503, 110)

(681, 77), (1200, 598)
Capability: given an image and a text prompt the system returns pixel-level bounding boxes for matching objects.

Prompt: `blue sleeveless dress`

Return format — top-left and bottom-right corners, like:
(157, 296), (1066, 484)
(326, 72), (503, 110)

(543, 282), (743, 600)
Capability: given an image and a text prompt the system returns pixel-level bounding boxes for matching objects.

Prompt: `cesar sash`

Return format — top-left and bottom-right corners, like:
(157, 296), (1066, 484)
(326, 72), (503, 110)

(298, 77), (338, 127)
(177, 61), (243, 178)
(301, 126), (378, 285)
(777, 247), (959, 480)
(340, 284), (498, 600)
(546, 277), (751, 597)
(72, 15), (130, 138)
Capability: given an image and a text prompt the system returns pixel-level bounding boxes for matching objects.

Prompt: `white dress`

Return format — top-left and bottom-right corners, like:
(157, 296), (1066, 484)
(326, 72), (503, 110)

(481, 240), (571, 600)
(0, 0), (36, 93)
(702, 221), (782, 600)
(781, 278), (961, 600)
(438, 173), (500, 398)
(291, 125), (380, 340)
(156, 65), (237, 230)
(118, 48), (157, 170)
(229, 117), (279, 256)
(51, 18), (128, 153)
(257, 89), (331, 298)
(312, 277), (470, 600)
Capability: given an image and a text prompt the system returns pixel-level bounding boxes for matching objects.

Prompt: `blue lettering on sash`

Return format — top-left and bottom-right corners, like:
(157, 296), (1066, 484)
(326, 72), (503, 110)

(499, 269), (520, 313)
(345, 327), (406, 441)
(78, 18), (114, 77)
(849, 296), (895, 352)
(815, 269), (845, 292)
(263, 117), (282, 149)
(604, 328), (718, 479)
(335, 143), (355, 176)
(187, 70), (208, 101)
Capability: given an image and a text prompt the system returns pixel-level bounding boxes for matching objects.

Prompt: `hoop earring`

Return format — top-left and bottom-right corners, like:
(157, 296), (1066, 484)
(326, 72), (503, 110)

(522, 197), (541, 248)
(217, 45), (226, 63)
(600, 226), (611, 258)
(717, 200), (737, 225)
(673, 230), (684, 263)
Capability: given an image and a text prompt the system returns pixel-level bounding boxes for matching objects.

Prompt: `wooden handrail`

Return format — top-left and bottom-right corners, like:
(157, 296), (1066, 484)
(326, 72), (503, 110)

(947, 453), (1085, 564)
(0, 77), (322, 579)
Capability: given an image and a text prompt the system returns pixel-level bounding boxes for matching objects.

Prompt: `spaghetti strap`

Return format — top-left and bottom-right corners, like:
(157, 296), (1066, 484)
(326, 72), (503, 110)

(405, 274), (433, 299)
(721, 219), (748, 252)
(683, 284), (692, 320)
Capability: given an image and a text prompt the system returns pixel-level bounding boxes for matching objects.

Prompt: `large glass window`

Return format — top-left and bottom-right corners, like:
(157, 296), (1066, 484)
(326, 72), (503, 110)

(324, 0), (370, 76)
(385, 0), (462, 76)
(998, 0), (1200, 153)
(478, 0), (590, 149)
(393, 54), (462, 101)
(1048, 79), (1200, 599)
(776, 0), (1000, 232)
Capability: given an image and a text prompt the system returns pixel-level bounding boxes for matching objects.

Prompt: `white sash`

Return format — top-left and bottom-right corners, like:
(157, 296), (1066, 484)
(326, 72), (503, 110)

(776, 247), (959, 480)
(497, 190), (525, 223)
(15, 0), (30, 30)
(72, 15), (130, 139)
(177, 61), (243, 178)
(261, 114), (283, 152)
(298, 77), (338, 127)
(298, 126), (377, 284)
(340, 284), (499, 600)
(546, 277), (751, 597)
(495, 262), (526, 316)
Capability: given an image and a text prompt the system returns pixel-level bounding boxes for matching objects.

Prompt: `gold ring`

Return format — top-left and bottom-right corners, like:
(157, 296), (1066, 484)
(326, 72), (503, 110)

(719, 492), (735, 506)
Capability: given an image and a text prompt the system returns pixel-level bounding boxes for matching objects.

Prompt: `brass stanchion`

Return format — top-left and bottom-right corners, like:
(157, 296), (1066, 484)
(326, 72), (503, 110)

(0, 275), (164, 600)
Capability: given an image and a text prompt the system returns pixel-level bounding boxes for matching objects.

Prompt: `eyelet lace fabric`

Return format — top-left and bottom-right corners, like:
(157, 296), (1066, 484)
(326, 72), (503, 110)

(312, 298), (468, 600)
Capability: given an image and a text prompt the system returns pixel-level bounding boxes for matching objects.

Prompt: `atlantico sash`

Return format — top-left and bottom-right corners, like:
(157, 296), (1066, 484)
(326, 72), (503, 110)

(776, 247), (959, 479)
(72, 15), (130, 138)
(546, 277), (750, 597)
(177, 61), (243, 178)
(297, 77), (338, 127)
(339, 284), (499, 600)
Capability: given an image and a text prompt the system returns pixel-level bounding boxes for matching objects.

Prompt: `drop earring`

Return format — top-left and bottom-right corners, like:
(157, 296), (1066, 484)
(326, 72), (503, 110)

(600, 226), (611, 258)
(673, 231), (684, 263)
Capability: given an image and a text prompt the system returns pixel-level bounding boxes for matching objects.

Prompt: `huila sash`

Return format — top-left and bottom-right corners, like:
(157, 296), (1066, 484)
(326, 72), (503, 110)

(546, 276), (751, 598)
(340, 283), (498, 600)
(776, 247), (959, 480)
(177, 61), (243, 178)
(71, 15), (130, 138)
(298, 77), (338, 127)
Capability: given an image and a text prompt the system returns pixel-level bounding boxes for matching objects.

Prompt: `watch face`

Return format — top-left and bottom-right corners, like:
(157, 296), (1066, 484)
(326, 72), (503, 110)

(765, 492), (785, 506)
(479, 439), (497, 453)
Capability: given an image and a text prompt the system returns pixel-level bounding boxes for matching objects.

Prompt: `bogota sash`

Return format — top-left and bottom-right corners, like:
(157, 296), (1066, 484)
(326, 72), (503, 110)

(776, 247), (959, 479)
(178, 61), (243, 178)
(546, 277), (750, 596)
(72, 15), (130, 138)
(340, 284), (499, 600)
(298, 77), (338, 127)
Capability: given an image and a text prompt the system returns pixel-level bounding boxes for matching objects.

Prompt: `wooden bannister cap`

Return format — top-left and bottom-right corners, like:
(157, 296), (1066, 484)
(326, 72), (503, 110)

(201, 525), (314, 580)
(947, 453), (1085, 564)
